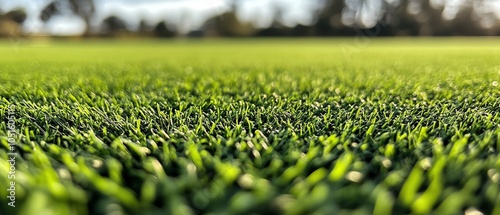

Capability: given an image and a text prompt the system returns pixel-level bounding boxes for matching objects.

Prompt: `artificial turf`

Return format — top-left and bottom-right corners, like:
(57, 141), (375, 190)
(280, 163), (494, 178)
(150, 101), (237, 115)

(1, 38), (500, 215)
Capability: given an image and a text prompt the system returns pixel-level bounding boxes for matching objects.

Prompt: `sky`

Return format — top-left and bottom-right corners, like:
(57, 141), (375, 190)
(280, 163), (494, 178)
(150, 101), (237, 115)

(0, 0), (322, 36)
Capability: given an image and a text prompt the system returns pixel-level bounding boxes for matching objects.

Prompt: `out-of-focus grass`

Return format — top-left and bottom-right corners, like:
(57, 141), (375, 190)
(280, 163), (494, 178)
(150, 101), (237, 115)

(1, 38), (500, 215)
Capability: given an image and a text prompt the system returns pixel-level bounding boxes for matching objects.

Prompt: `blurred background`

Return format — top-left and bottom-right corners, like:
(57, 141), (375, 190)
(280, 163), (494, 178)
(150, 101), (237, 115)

(1, 0), (499, 38)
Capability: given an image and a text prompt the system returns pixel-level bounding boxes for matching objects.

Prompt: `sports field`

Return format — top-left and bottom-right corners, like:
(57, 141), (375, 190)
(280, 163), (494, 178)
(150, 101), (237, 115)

(1, 39), (500, 215)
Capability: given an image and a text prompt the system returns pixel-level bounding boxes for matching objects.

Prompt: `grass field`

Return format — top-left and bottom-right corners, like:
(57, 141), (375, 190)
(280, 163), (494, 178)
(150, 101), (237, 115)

(1, 38), (500, 215)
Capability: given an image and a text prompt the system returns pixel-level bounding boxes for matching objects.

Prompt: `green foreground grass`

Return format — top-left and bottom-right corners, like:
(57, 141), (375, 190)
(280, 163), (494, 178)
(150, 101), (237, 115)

(1, 38), (500, 215)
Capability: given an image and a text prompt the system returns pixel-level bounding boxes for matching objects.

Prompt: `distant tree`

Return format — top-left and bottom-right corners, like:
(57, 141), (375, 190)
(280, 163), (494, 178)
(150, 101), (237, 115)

(313, 0), (354, 36)
(40, 2), (57, 22)
(100, 16), (127, 36)
(4, 9), (27, 24)
(382, 0), (437, 36)
(153, 21), (175, 38)
(449, 2), (488, 36)
(0, 8), (27, 37)
(201, 0), (255, 37)
(138, 20), (150, 33)
(68, 0), (95, 36)
(255, 2), (292, 37)
(203, 11), (255, 37)
(457, 0), (499, 36)
(40, 0), (95, 36)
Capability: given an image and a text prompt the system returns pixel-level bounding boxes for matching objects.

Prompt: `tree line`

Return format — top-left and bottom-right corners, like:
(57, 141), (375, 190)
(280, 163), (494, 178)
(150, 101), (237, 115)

(1, 0), (499, 38)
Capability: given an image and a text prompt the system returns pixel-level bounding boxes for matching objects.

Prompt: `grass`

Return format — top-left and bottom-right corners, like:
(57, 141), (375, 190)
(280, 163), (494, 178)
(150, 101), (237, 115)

(1, 38), (500, 215)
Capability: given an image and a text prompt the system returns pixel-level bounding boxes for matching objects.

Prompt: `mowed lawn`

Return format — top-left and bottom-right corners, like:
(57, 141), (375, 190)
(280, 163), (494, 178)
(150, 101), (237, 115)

(1, 39), (500, 215)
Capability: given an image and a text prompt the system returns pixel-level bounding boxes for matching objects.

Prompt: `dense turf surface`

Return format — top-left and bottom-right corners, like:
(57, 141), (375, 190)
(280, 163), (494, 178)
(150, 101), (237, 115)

(1, 39), (500, 215)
